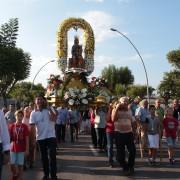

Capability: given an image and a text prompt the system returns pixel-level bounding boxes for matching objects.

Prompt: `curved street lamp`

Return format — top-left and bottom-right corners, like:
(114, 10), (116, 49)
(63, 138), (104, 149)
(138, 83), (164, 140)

(30, 59), (55, 91)
(110, 28), (150, 103)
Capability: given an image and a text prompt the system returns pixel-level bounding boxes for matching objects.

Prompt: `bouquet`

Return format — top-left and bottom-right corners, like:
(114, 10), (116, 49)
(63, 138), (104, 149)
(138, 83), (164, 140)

(64, 87), (90, 106)
(47, 74), (63, 88)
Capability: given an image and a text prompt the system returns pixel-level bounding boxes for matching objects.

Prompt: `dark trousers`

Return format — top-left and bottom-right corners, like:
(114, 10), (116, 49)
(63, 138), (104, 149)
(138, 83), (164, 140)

(106, 132), (114, 163)
(95, 128), (106, 150)
(38, 138), (57, 178)
(0, 143), (2, 180)
(56, 124), (66, 143)
(91, 125), (97, 147)
(115, 132), (136, 170)
(70, 123), (78, 142)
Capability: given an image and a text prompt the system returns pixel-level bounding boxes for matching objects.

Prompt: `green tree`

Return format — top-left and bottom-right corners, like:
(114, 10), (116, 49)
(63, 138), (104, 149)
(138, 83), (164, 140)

(9, 82), (45, 106)
(101, 65), (134, 92)
(114, 84), (126, 96)
(158, 71), (180, 99)
(0, 18), (18, 47)
(158, 48), (180, 99)
(101, 65), (117, 91)
(0, 18), (31, 105)
(166, 48), (180, 70)
(126, 85), (154, 99)
(116, 66), (134, 87)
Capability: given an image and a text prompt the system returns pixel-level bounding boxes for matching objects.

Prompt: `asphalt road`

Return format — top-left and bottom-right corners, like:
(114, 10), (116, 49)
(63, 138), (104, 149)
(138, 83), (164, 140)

(2, 130), (180, 180)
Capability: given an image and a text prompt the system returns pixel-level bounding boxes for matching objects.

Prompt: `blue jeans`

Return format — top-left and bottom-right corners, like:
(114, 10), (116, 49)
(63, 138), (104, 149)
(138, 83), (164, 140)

(106, 132), (114, 163)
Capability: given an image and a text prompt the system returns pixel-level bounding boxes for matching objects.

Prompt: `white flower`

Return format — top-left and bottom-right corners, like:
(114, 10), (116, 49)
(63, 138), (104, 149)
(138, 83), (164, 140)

(64, 87), (90, 106)
(82, 99), (88, 104)
(81, 88), (87, 93)
(82, 93), (87, 98)
(64, 92), (70, 100)
(68, 99), (74, 106)
(69, 88), (74, 94)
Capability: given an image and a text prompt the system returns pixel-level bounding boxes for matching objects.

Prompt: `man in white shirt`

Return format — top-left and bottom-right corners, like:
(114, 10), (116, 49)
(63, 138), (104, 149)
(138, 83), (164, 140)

(0, 110), (10, 179)
(30, 95), (58, 180)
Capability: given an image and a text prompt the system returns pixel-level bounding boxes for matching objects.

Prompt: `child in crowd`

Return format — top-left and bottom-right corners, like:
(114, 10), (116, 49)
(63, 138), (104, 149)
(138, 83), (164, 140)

(22, 106), (34, 169)
(9, 110), (29, 180)
(146, 105), (160, 165)
(163, 107), (178, 164)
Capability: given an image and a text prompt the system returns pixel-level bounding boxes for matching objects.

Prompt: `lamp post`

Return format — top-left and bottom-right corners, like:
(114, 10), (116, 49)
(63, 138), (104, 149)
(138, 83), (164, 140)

(30, 60), (55, 91)
(110, 28), (150, 103)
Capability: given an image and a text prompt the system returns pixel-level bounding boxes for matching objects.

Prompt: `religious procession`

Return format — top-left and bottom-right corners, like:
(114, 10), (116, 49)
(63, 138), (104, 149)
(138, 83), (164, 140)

(0, 17), (180, 180)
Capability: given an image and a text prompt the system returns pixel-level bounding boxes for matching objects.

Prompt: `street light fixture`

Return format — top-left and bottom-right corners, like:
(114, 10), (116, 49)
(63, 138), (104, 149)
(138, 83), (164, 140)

(110, 28), (150, 103)
(30, 59), (55, 91)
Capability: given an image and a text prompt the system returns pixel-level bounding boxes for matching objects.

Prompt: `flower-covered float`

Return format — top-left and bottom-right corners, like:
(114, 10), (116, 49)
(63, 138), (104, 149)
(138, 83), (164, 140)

(46, 17), (111, 109)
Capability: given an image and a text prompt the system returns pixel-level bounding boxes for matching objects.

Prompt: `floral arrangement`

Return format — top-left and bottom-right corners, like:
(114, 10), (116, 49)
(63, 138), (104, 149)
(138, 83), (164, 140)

(89, 77), (108, 88)
(46, 74), (63, 97)
(47, 74), (63, 88)
(64, 87), (92, 106)
(89, 77), (111, 103)
(46, 73), (111, 107)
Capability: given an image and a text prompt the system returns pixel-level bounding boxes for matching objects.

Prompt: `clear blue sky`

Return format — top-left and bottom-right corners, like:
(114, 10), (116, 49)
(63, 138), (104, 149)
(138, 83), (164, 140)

(0, 0), (180, 89)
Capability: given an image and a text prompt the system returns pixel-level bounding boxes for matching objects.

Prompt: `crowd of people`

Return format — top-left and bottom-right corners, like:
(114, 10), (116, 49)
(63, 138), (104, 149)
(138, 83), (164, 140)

(0, 94), (58, 180)
(0, 95), (180, 179)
